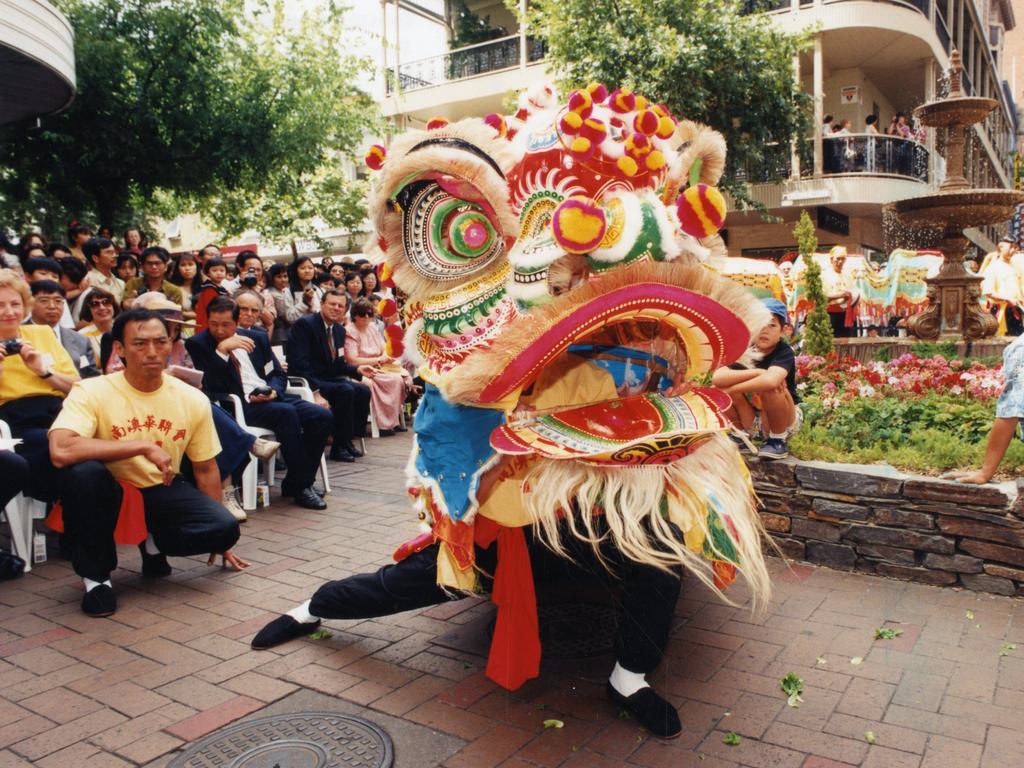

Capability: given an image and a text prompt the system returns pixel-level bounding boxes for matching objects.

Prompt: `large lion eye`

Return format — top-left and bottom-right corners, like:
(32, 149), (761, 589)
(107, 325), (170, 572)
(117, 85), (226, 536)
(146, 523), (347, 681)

(399, 180), (503, 282)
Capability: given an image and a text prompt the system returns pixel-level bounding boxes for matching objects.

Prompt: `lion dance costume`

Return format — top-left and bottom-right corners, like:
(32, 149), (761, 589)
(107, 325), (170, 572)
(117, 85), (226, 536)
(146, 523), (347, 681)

(253, 83), (773, 739)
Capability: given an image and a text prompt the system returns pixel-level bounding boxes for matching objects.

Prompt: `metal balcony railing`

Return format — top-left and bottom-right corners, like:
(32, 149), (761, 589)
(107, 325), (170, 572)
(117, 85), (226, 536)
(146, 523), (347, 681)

(824, 135), (930, 180)
(735, 134), (930, 183)
(385, 35), (548, 95)
(741, 0), (930, 14)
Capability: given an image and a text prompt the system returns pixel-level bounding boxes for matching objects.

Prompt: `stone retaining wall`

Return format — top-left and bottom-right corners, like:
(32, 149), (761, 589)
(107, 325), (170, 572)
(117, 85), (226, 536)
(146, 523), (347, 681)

(747, 457), (1024, 596)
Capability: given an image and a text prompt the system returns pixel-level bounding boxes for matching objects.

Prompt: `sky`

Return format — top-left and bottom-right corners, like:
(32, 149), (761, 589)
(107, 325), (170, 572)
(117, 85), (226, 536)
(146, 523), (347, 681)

(287, 0), (448, 96)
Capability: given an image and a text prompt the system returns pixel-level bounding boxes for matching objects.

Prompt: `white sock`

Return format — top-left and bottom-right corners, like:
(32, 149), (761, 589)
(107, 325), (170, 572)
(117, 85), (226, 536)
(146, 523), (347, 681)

(609, 661), (648, 697)
(768, 431), (788, 440)
(144, 535), (160, 556)
(286, 599), (319, 625)
(83, 578), (112, 592)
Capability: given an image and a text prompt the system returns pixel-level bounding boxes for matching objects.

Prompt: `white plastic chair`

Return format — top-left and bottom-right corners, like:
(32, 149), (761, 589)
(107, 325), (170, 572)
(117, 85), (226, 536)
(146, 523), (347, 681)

(0, 420), (46, 572)
(224, 380), (331, 511)
(368, 398), (406, 439)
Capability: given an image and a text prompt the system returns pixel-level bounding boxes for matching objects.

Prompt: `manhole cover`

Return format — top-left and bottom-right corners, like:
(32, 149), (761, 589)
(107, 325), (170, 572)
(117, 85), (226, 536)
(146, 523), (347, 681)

(168, 712), (393, 768)
(538, 602), (620, 658)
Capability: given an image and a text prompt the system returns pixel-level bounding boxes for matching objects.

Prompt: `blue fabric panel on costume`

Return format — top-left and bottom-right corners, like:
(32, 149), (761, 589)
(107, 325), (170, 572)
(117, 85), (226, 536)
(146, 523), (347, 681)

(567, 344), (670, 395)
(414, 384), (505, 520)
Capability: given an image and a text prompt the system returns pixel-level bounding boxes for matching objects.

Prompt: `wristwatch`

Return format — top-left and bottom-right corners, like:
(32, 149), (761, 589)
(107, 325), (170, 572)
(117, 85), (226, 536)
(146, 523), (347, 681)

(39, 369), (54, 379)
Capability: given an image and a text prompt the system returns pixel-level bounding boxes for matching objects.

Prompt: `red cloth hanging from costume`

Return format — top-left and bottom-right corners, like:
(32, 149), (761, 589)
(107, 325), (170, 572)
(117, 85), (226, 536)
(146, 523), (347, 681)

(473, 517), (540, 691)
(45, 482), (148, 545)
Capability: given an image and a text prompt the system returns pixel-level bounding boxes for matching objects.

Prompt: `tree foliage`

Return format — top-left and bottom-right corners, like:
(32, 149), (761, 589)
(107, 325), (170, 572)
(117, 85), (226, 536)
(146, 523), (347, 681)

(0, 0), (376, 245)
(523, 0), (812, 206)
(795, 209), (833, 356)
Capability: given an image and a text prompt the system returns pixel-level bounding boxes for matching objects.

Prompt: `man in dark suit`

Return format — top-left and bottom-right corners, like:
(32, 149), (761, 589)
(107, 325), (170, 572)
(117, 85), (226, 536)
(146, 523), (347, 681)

(26, 280), (101, 378)
(286, 289), (373, 462)
(186, 297), (331, 510)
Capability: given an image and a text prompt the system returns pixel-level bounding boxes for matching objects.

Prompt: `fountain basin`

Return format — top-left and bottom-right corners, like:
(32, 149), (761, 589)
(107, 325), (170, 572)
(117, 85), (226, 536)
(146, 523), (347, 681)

(914, 96), (998, 128)
(887, 189), (1024, 231)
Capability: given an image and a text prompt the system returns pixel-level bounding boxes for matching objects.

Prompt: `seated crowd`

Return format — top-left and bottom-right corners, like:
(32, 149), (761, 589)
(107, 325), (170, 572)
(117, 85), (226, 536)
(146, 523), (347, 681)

(0, 226), (414, 613)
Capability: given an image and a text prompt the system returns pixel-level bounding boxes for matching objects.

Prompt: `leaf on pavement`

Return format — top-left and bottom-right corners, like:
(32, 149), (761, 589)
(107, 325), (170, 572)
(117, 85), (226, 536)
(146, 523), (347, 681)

(874, 627), (903, 640)
(722, 731), (742, 746)
(543, 719), (564, 729)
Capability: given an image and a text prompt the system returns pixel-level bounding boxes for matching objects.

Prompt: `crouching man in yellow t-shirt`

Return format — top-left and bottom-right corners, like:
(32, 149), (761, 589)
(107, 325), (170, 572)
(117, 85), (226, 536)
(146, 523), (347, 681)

(48, 309), (249, 617)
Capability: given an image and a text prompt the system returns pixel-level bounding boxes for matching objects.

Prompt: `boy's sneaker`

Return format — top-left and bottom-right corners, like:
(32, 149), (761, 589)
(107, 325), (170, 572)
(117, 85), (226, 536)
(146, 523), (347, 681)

(760, 438), (789, 459)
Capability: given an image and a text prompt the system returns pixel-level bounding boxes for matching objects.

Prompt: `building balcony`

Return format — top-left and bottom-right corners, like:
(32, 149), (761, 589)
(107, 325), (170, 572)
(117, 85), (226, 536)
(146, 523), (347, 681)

(736, 135), (930, 184)
(385, 34), (547, 96)
(381, 34), (549, 122)
(0, 0), (76, 123)
(732, 134), (932, 212)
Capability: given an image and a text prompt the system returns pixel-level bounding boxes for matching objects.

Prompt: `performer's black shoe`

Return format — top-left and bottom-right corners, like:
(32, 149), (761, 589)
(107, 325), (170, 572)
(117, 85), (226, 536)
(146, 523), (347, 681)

(82, 584), (117, 617)
(606, 682), (682, 739)
(344, 441), (364, 458)
(329, 447), (356, 463)
(251, 615), (322, 650)
(293, 488), (327, 510)
(138, 545), (172, 578)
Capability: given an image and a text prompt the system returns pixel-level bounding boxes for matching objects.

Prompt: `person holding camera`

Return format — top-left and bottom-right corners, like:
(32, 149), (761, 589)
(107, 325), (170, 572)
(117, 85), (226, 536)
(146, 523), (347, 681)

(232, 251), (276, 335)
(0, 269), (80, 503)
(187, 297), (331, 510)
(122, 247), (183, 310)
(288, 256), (323, 316)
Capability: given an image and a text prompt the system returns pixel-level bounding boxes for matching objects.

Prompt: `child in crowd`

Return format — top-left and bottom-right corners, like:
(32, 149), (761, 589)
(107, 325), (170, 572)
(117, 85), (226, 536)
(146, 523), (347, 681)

(711, 298), (802, 459)
(192, 257), (229, 331)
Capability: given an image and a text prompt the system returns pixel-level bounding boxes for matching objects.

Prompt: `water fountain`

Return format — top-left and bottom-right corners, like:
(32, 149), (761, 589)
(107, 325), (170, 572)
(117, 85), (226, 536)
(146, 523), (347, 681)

(888, 50), (1024, 341)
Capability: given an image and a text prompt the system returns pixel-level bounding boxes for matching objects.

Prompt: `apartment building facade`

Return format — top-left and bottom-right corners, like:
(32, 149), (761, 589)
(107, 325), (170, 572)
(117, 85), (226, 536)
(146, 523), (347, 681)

(378, 0), (1017, 260)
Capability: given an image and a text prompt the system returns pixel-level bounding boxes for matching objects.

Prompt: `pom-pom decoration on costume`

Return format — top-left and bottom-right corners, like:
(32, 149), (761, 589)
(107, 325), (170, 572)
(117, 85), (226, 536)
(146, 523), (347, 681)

(360, 82), (767, 691)
(676, 183), (727, 239)
(364, 144), (387, 171)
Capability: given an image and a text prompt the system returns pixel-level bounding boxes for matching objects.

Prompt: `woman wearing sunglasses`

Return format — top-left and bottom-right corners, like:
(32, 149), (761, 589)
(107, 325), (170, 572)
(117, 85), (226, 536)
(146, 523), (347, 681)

(78, 288), (121, 373)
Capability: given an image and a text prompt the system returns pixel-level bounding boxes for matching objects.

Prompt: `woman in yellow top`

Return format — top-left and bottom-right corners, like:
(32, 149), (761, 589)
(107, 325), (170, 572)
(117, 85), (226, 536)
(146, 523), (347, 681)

(0, 269), (79, 500)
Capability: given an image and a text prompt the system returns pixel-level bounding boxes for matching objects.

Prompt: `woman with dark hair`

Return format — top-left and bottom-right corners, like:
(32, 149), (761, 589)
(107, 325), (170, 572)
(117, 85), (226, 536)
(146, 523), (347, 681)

(122, 227), (143, 256)
(343, 271), (363, 307)
(345, 297), (410, 433)
(267, 263), (303, 348)
(359, 267), (384, 299)
(67, 223), (92, 262)
(288, 256), (322, 315)
(169, 252), (201, 318)
(79, 288), (122, 373)
(17, 232), (47, 268)
(115, 253), (139, 282)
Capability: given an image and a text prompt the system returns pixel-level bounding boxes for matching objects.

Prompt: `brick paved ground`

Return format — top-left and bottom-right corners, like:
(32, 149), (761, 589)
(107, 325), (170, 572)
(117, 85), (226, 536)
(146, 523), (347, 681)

(2, 432), (1024, 767)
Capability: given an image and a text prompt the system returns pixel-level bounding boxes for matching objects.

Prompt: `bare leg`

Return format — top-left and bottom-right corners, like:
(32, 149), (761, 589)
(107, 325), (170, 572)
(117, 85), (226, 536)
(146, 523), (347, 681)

(758, 385), (796, 435)
(725, 393), (757, 431)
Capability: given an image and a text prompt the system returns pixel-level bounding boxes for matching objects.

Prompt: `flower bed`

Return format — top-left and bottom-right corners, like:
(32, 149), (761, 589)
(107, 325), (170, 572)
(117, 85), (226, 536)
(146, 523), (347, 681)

(790, 351), (1024, 476)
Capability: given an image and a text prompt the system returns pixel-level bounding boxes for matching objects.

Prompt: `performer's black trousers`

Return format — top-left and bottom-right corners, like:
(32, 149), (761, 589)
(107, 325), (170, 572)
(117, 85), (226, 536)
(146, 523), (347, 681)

(309, 519), (683, 675)
(59, 461), (240, 582)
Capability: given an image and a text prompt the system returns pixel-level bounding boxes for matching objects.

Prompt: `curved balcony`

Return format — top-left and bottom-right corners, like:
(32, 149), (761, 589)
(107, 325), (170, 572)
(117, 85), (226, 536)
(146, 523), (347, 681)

(0, 0), (76, 123)
(736, 134), (929, 184)
(385, 34), (548, 96)
(823, 134), (929, 181)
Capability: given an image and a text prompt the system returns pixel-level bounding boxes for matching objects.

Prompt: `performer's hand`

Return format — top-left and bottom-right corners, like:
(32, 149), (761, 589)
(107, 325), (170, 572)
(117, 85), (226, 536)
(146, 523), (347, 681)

(941, 469), (991, 484)
(208, 550), (250, 570)
(143, 444), (175, 485)
(357, 364), (377, 378)
(313, 393), (330, 409)
(662, 372), (692, 398)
